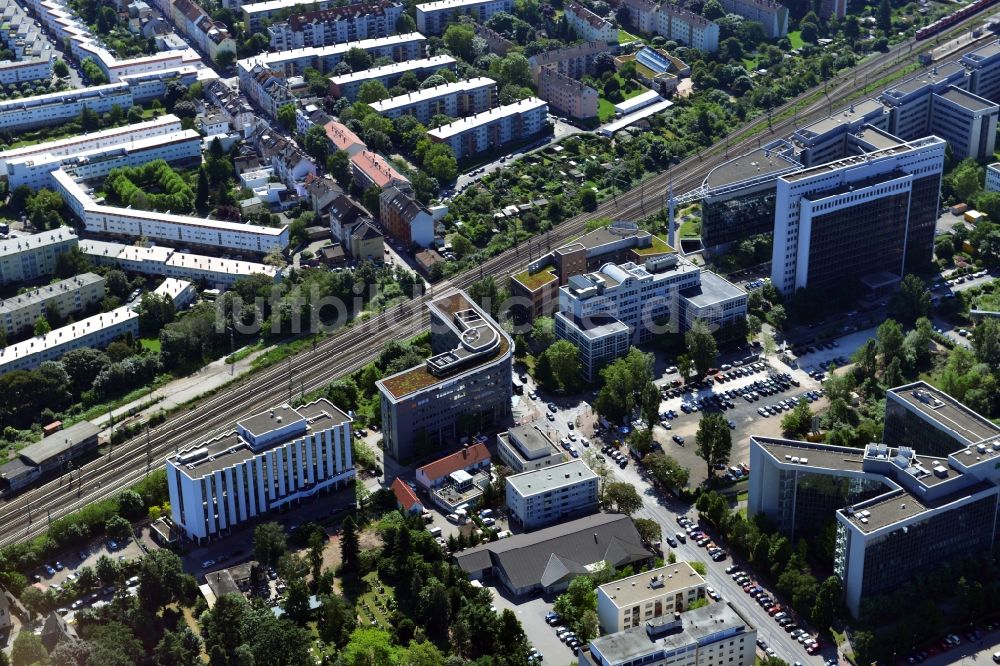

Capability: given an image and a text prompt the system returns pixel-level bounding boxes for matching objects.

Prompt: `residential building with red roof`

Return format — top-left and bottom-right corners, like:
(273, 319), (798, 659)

(416, 442), (491, 490)
(391, 477), (423, 513)
(350, 149), (408, 190)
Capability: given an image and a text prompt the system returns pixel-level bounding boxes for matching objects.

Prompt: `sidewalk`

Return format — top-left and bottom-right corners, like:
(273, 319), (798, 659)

(91, 346), (270, 430)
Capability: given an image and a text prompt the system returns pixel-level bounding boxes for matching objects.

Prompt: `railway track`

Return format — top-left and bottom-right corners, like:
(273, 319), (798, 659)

(0, 21), (994, 547)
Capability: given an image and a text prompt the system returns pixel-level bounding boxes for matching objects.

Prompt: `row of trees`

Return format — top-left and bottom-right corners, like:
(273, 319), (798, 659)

(106, 160), (196, 214)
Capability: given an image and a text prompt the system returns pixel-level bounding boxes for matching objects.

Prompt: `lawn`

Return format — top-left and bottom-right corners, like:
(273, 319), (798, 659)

(598, 75), (649, 122)
(679, 217), (701, 238)
(140, 337), (161, 353)
(618, 29), (639, 43)
(787, 30), (804, 48)
(513, 268), (557, 290)
(356, 572), (396, 631)
(633, 235), (674, 256)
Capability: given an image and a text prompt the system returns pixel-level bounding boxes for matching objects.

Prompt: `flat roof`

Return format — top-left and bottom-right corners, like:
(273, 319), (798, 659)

(935, 86), (998, 112)
(506, 424), (558, 460)
(237, 403), (304, 438)
(0, 227), (76, 258)
(328, 56), (456, 86)
(597, 563), (704, 607)
(704, 146), (800, 189)
(506, 459), (597, 496)
(242, 0), (331, 15)
(797, 99), (885, 139)
(427, 97), (546, 139)
(0, 273), (103, 313)
(118, 244), (173, 263)
(600, 99), (672, 135)
(962, 39), (1000, 63)
(0, 306), (138, 367)
(19, 420), (100, 466)
(614, 89), (661, 114)
(554, 311), (630, 340)
(680, 270), (745, 308)
(780, 137), (945, 183)
(241, 32), (425, 68)
(417, 0), (502, 12)
(885, 61), (966, 97)
(853, 126), (901, 151)
(166, 252), (280, 278)
(754, 436), (867, 473)
(889, 382), (1000, 445)
(560, 223), (649, 252)
(843, 480), (998, 533)
(369, 77), (495, 113)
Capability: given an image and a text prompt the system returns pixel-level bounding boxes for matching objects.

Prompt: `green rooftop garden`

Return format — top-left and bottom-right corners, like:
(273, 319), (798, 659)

(633, 235), (674, 255)
(513, 268), (557, 290)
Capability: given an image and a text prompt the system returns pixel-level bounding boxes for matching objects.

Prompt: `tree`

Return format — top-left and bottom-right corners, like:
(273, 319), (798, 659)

(892, 274), (931, 325)
(634, 517), (662, 545)
(276, 103), (296, 130)
(781, 400), (812, 437)
(853, 630), (876, 666)
(33, 315), (51, 336)
(972, 317), (1000, 370)
(215, 49), (236, 70)
(341, 627), (398, 666)
(395, 13), (416, 32)
(138, 549), (191, 613)
(800, 21), (818, 42)
(644, 453), (689, 489)
(578, 187), (598, 211)
(155, 628), (202, 666)
(344, 47), (373, 72)
(196, 166), (210, 211)
(677, 354), (694, 384)
(341, 516), (360, 573)
(53, 59), (70, 78)
(760, 331), (776, 364)
(877, 0), (891, 31)
(450, 232), (475, 258)
(543, 340), (581, 390)
(326, 150), (351, 188)
(443, 23), (476, 61)
(105, 514), (132, 540)
(936, 235), (955, 261)
(283, 578), (312, 625)
(357, 80), (389, 104)
(531, 316), (556, 349)
(117, 489), (144, 519)
(811, 575), (841, 629)
(685, 319), (718, 377)
(876, 319), (904, 369)
(318, 594), (357, 647)
(695, 413), (732, 481)
(703, 0), (725, 19)
(95, 554), (120, 586)
(254, 522), (287, 568)
(11, 632), (47, 666)
(553, 576), (598, 642)
(603, 481), (642, 515)
(951, 159), (983, 202)
(767, 304), (787, 330)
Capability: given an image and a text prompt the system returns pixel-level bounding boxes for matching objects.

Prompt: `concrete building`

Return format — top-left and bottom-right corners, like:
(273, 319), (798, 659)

(506, 459), (599, 530)
(242, 0), (338, 32)
(455, 513), (652, 598)
(528, 42), (607, 82)
(536, 67), (598, 120)
(653, 3), (719, 52)
(596, 564), (708, 634)
(554, 312), (631, 382)
(348, 219), (384, 261)
(0, 56), (52, 85)
(267, 1), (404, 50)
(152, 276), (196, 309)
(350, 148), (407, 190)
(962, 40), (1000, 105)
(883, 381), (1000, 457)
(376, 290), (513, 462)
(153, 0), (236, 63)
(369, 77), (496, 123)
(238, 32), (426, 81)
(415, 0), (513, 35)
(986, 162), (1000, 192)
(0, 82), (134, 132)
(0, 420), (100, 493)
(328, 55), (457, 100)
(678, 271), (749, 330)
(427, 97), (548, 159)
(0, 227), (78, 287)
(0, 305), (139, 375)
(166, 399), (354, 542)
(769, 136), (945, 295)
(415, 441), (491, 490)
(790, 99), (890, 167)
(565, 1), (618, 42)
(379, 182), (435, 247)
(0, 272), (105, 337)
(582, 602), (756, 666)
(496, 423), (566, 472)
(718, 0), (787, 38)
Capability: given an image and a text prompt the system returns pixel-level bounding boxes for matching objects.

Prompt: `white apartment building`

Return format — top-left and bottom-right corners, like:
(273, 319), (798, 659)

(505, 459), (599, 531)
(267, 1), (404, 50)
(427, 97), (548, 159)
(565, 1), (618, 42)
(369, 77), (496, 123)
(654, 3), (719, 52)
(496, 423), (566, 473)
(770, 136), (946, 295)
(0, 57), (52, 85)
(718, 0), (787, 38)
(166, 399), (354, 542)
(0, 228), (78, 286)
(243, 0), (337, 32)
(0, 272), (104, 337)
(987, 162), (1000, 192)
(0, 305), (139, 375)
(415, 0), (513, 35)
(0, 82), (134, 132)
(328, 55), (457, 100)
(583, 603), (756, 666)
(152, 277), (196, 309)
(51, 170), (288, 255)
(596, 564), (708, 634)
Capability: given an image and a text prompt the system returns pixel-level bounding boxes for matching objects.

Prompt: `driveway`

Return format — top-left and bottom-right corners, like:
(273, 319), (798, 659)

(488, 588), (575, 664)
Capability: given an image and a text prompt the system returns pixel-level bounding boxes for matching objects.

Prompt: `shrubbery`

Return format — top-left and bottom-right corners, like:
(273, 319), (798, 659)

(106, 160), (195, 213)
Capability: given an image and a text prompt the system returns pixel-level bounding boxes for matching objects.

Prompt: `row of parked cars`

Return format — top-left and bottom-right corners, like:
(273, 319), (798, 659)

(677, 516), (727, 562)
(711, 362), (770, 383)
(755, 391), (824, 418)
(728, 566), (821, 655)
(545, 611), (588, 656)
(907, 625), (997, 664)
(793, 339), (840, 356)
(600, 444), (629, 469)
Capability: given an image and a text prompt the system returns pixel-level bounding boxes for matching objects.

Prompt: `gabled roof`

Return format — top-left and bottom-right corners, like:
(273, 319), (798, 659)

(351, 219), (383, 241)
(417, 442), (491, 482)
(40, 611), (77, 649)
(391, 477), (421, 511)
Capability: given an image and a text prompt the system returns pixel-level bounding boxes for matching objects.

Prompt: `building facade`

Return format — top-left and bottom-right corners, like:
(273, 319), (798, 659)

(369, 77), (497, 123)
(328, 55), (457, 100)
(0, 272), (105, 337)
(267, 1), (404, 50)
(427, 97), (548, 159)
(987, 162), (1000, 193)
(536, 67), (598, 120)
(166, 399), (354, 542)
(505, 459), (599, 530)
(554, 312), (631, 382)
(596, 564), (707, 634)
(718, 0), (787, 38)
(379, 183), (435, 247)
(0, 228), (79, 287)
(653, 3), (719, 52)
(415, 0), (513, 35)
(377, 290), (513, 461)
(496, 424), (566, 472)
(565, 1), (618, 42)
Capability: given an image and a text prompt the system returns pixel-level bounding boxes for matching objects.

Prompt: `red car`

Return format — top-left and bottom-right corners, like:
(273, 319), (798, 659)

(768, 606), (783, 616)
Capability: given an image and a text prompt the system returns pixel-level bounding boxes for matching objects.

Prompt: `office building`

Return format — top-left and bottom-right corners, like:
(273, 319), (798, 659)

(267, 1), (404, 50)
(678, 271), (749, 330)
(0, 421), (100, 493)
(166, 399), (354, 542)
(565, 2), (618, 42)
(536, 68), (598, 120)
(718, 0), (787, 38)
(962, 40), (1000, 105)
(505, 459), (599, 530)
(0, 306), (139, 375)
(790, 99), (890, 167)
(427, 97), (548, 159)
(328, 55), (457, 100)
(554, 312), (631, 382)
(987, 162), (1000, 192)
(884, 381), (1000, 457)
(0, 228), (78, 287)
(0, 273), (105, 337)
(455, 513), (652, 597)
(379, 183), (435, 247)
(769, 136), (945, 295)
(583, 602), (756, 666)
(415, 0), (513, 35)
(497, 423), (567, 473)
(596, 564), (707, 634)
(369, 77), (496, 123)
(376, 290), (513, 461)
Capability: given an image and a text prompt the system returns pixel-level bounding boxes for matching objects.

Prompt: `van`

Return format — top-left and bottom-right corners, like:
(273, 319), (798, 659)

(429, 527), (442, 538)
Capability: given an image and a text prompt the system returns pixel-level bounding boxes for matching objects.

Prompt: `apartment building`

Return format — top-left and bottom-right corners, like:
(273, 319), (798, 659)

(376, 290), (513, 461)
(239, 32), (425, 81)
(267, 1), (404, 50)
(427, 97), (548, 159)
(769, 136), (945, 295)
(0, 306), (139, 375)
(379, 182), (435, 247)
(506, 459), (599, 530)
(582, 602), (756, 666)
(0, 57), (52, 85)
(748, 384), (1000, 617)
(328, 55), (457, 100)
(565, 1), (618, 42)
(154, 0), (236, 62)
(536, 67), (598, 120)
(242, 0), (337, 33)
(369, 77), (496, 123)
(718, 0), (787, 38)
(528, 41), (607, 81)
(166, 399), (354, 542)
(0, 82), (134, 132)
(654, 3), (719, 52)
(0, 228), (78, 287)
(0, 272), (105, 337)
(596, 564), (707, 634)
(496, 423), (566, 473)
(152, 276), (196, 309)
(415, 0), (513, 35)
(351, 148), (407, 190)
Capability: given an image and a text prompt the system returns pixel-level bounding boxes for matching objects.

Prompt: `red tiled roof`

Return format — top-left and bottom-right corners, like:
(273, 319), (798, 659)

(324, 120), (364, 153)
(417, 443), (491, 482)
(350, 149), (405, 188)
(391, 477), (420, 511)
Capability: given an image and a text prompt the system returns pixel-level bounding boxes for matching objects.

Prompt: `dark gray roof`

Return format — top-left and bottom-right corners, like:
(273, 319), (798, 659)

(20, 421), (100, 467)
(454, 514), (650, 590)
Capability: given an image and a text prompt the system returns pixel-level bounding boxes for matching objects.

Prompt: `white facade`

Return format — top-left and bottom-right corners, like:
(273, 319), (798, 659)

(0, 57), (52, 85)
(565, 1), (618, 43)
(596, 564), (708, 634)
(427, 97), (548, 159)
(243, 0), (337, 32)
(152, 277), (196, 309)
(237, 32), (426, 80)
(369, 77), (496, 123)
(328, 55), (457, 100)
(718, 0), (787, 38)
(987, 162), (1000, 192)
(166, 399), (354, 541)
(505, 459), (599, 530)
(0, 82), (134, 132)
(496, 424), (566, 473)
(554, 311), (631, 383)
(0, 306), (139, 375)
(415, 0), (513, 35)
(0, 272), (105, 337)
(654, 4), (719, 52)
(267, 2), (404, 50)
(0, 227), (78, 286)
